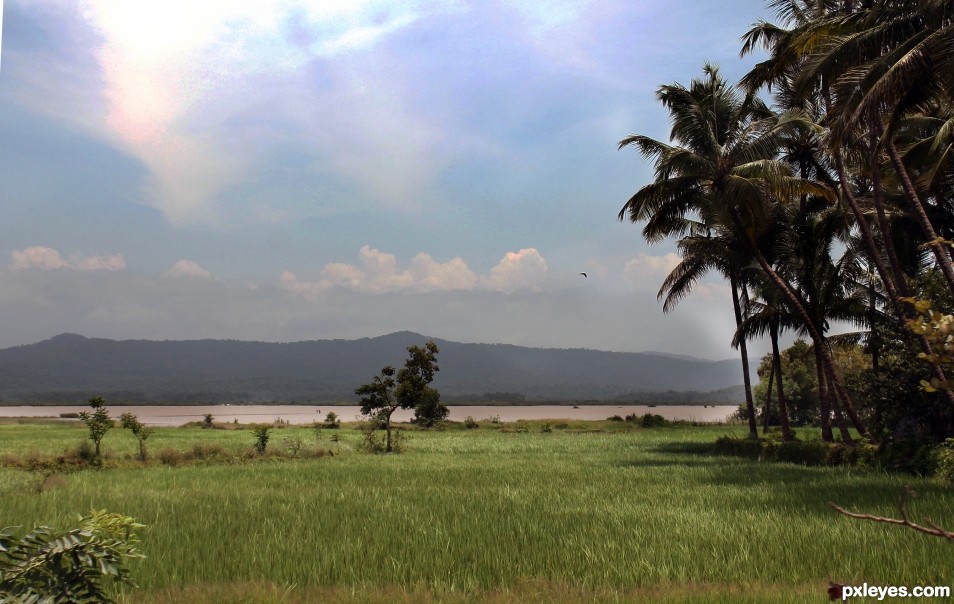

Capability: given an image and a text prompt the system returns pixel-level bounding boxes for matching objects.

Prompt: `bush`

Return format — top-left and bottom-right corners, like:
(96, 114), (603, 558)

(540, 423), (552, 433)
(202, 414), (214, 429)
(252, 426), (270, 454)
(639, 413), (668, 428)
(0, 510), (144, 603)
(282, 435), (304, 457)
(936, 439), (954, 483)
(464, 416), (479, 429)
(324, 411), (341, 429)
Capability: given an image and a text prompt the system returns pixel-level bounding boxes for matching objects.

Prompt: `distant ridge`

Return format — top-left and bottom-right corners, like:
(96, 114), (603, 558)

(0, 332), (746, 404)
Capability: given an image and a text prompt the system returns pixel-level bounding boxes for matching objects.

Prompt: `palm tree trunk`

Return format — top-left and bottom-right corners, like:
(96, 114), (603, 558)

(728, 207), (870, 440)
(763, 361), (775, 435)
(770, 319), (793, 441)
(730, 269), (759, 439)
(814, 344), (834, 442)
(886, 139), (954, 296)
(824, 358), (855, 443)
(852, 140), (954, 405)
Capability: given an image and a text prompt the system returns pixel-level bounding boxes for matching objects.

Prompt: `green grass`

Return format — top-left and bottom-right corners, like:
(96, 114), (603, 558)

(1, 421), (951, 602)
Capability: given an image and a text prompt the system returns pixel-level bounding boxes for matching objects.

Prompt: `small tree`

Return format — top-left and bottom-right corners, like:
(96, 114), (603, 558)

(119, 413), (152, 461)
(78, 397), (113, 459)
(355, 341), (446, 451)
(323, 411), (340, 429)
(202, 414), (214, 429)
(252, 426), (270, 454)
(355, 366), (399, 453)
(398, 341), (447, 427)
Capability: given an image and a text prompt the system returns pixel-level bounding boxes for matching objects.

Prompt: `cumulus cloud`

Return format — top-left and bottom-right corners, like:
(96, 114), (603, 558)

(10, 247), (68, 270)
(482, 248), (548, 293)
(164, 260), (213, 279)
(278, 246), (549, 297)
(10, 246), (125, 271)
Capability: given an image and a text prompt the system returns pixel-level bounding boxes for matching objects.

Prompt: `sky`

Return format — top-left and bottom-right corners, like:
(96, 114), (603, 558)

(0, 0), (785, 360)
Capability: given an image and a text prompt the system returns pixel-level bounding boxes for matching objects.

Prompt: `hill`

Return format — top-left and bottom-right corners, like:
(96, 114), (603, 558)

(0, 332), (746, 404)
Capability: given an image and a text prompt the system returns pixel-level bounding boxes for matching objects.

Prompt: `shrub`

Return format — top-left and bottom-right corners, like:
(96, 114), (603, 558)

(282, 435), (304, 457)
(252, 426), (270, 454)
(191, 443), (226, 460)
(0, 510), (144, 603)
(202, 414), (214, 429)
(119, 413), (153, 461)
(639, 413), (668, 428)
(324, 411), (341, 429)
(158, 448), (183, 466)
(607, 415), (624, 422)
(464, 416), (479, 429)
(936, 439), (954, 483)
(540, 423), (553, 433)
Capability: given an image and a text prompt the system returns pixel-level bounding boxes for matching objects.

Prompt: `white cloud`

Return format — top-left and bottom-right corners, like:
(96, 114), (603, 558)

(482, 248), (548, 293)
(278, 246), (547, 297)
(10, 246), (125, 271)
(74, 254), (127, 271)
(623, 252), (680, 284)
(10, 247), (69, 270)
(164, 260), (213, 279)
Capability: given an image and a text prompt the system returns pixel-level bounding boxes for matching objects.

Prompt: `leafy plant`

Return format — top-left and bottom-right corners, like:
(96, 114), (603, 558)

(77, 397), (113, 459)
(119, 413), (153, 461)
(323, 411), (340, 429)
(0, 510), (144, 603)
(251, 426), (270, 454)
(202, 414), (214, 429)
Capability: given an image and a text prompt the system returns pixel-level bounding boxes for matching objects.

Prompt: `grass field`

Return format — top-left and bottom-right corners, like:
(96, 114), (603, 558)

(0, 419), (952, 602)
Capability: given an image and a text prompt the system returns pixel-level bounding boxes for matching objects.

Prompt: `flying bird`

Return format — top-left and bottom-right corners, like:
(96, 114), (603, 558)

(579, 272), (587, 277)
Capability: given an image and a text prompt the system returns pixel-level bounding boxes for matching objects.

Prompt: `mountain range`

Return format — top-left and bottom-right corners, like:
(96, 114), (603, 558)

(0, 332), (746, 404)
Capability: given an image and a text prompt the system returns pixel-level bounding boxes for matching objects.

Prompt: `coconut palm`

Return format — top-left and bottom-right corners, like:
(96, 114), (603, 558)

(619, 64), (870, 439)
(657, 230), (761, 438)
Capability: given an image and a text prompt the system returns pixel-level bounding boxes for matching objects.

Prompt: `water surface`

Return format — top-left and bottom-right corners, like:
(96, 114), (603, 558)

(0, 404), (737, 426)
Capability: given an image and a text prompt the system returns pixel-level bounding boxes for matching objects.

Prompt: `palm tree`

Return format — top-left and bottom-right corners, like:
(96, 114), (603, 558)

(619, 64), (870, 439)
(657, 231), (761, 438)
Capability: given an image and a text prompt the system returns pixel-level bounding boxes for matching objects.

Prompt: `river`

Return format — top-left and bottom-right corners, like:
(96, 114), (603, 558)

(0, 404), (737, 426)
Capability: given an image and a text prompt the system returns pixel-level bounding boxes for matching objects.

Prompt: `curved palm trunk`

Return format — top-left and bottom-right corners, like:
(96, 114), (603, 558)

(730, 270), (759, 439)
(857, 145), (954, 405)
(729, 207), (870, 440)
(886, 139), (954, 296)
(823, 358), (855, 443)
(770, 319), (793, 441)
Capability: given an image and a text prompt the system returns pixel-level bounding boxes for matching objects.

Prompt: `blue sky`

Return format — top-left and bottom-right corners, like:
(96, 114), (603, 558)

(0, 0), (782, 359)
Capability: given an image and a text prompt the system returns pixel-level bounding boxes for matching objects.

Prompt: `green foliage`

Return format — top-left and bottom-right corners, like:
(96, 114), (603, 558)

(202, 414), (214, 429)
(119, 413), (152, 461)
(323, 411), (340, 429)
(398, 341), (447, 427)
(849, 312), (954, 443)
(0, 510), (144, 603)
(251, 426), (270, 454)
(77, 397), (113, 458)
(937, 440), (954, 483)
(355, 340), (445, 452)
(753, 340), (819, 427)
(463, 416), (479, 429)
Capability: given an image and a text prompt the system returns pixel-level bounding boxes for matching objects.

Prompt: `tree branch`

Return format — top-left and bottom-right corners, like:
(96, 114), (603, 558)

(828, 489), (954, 541)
